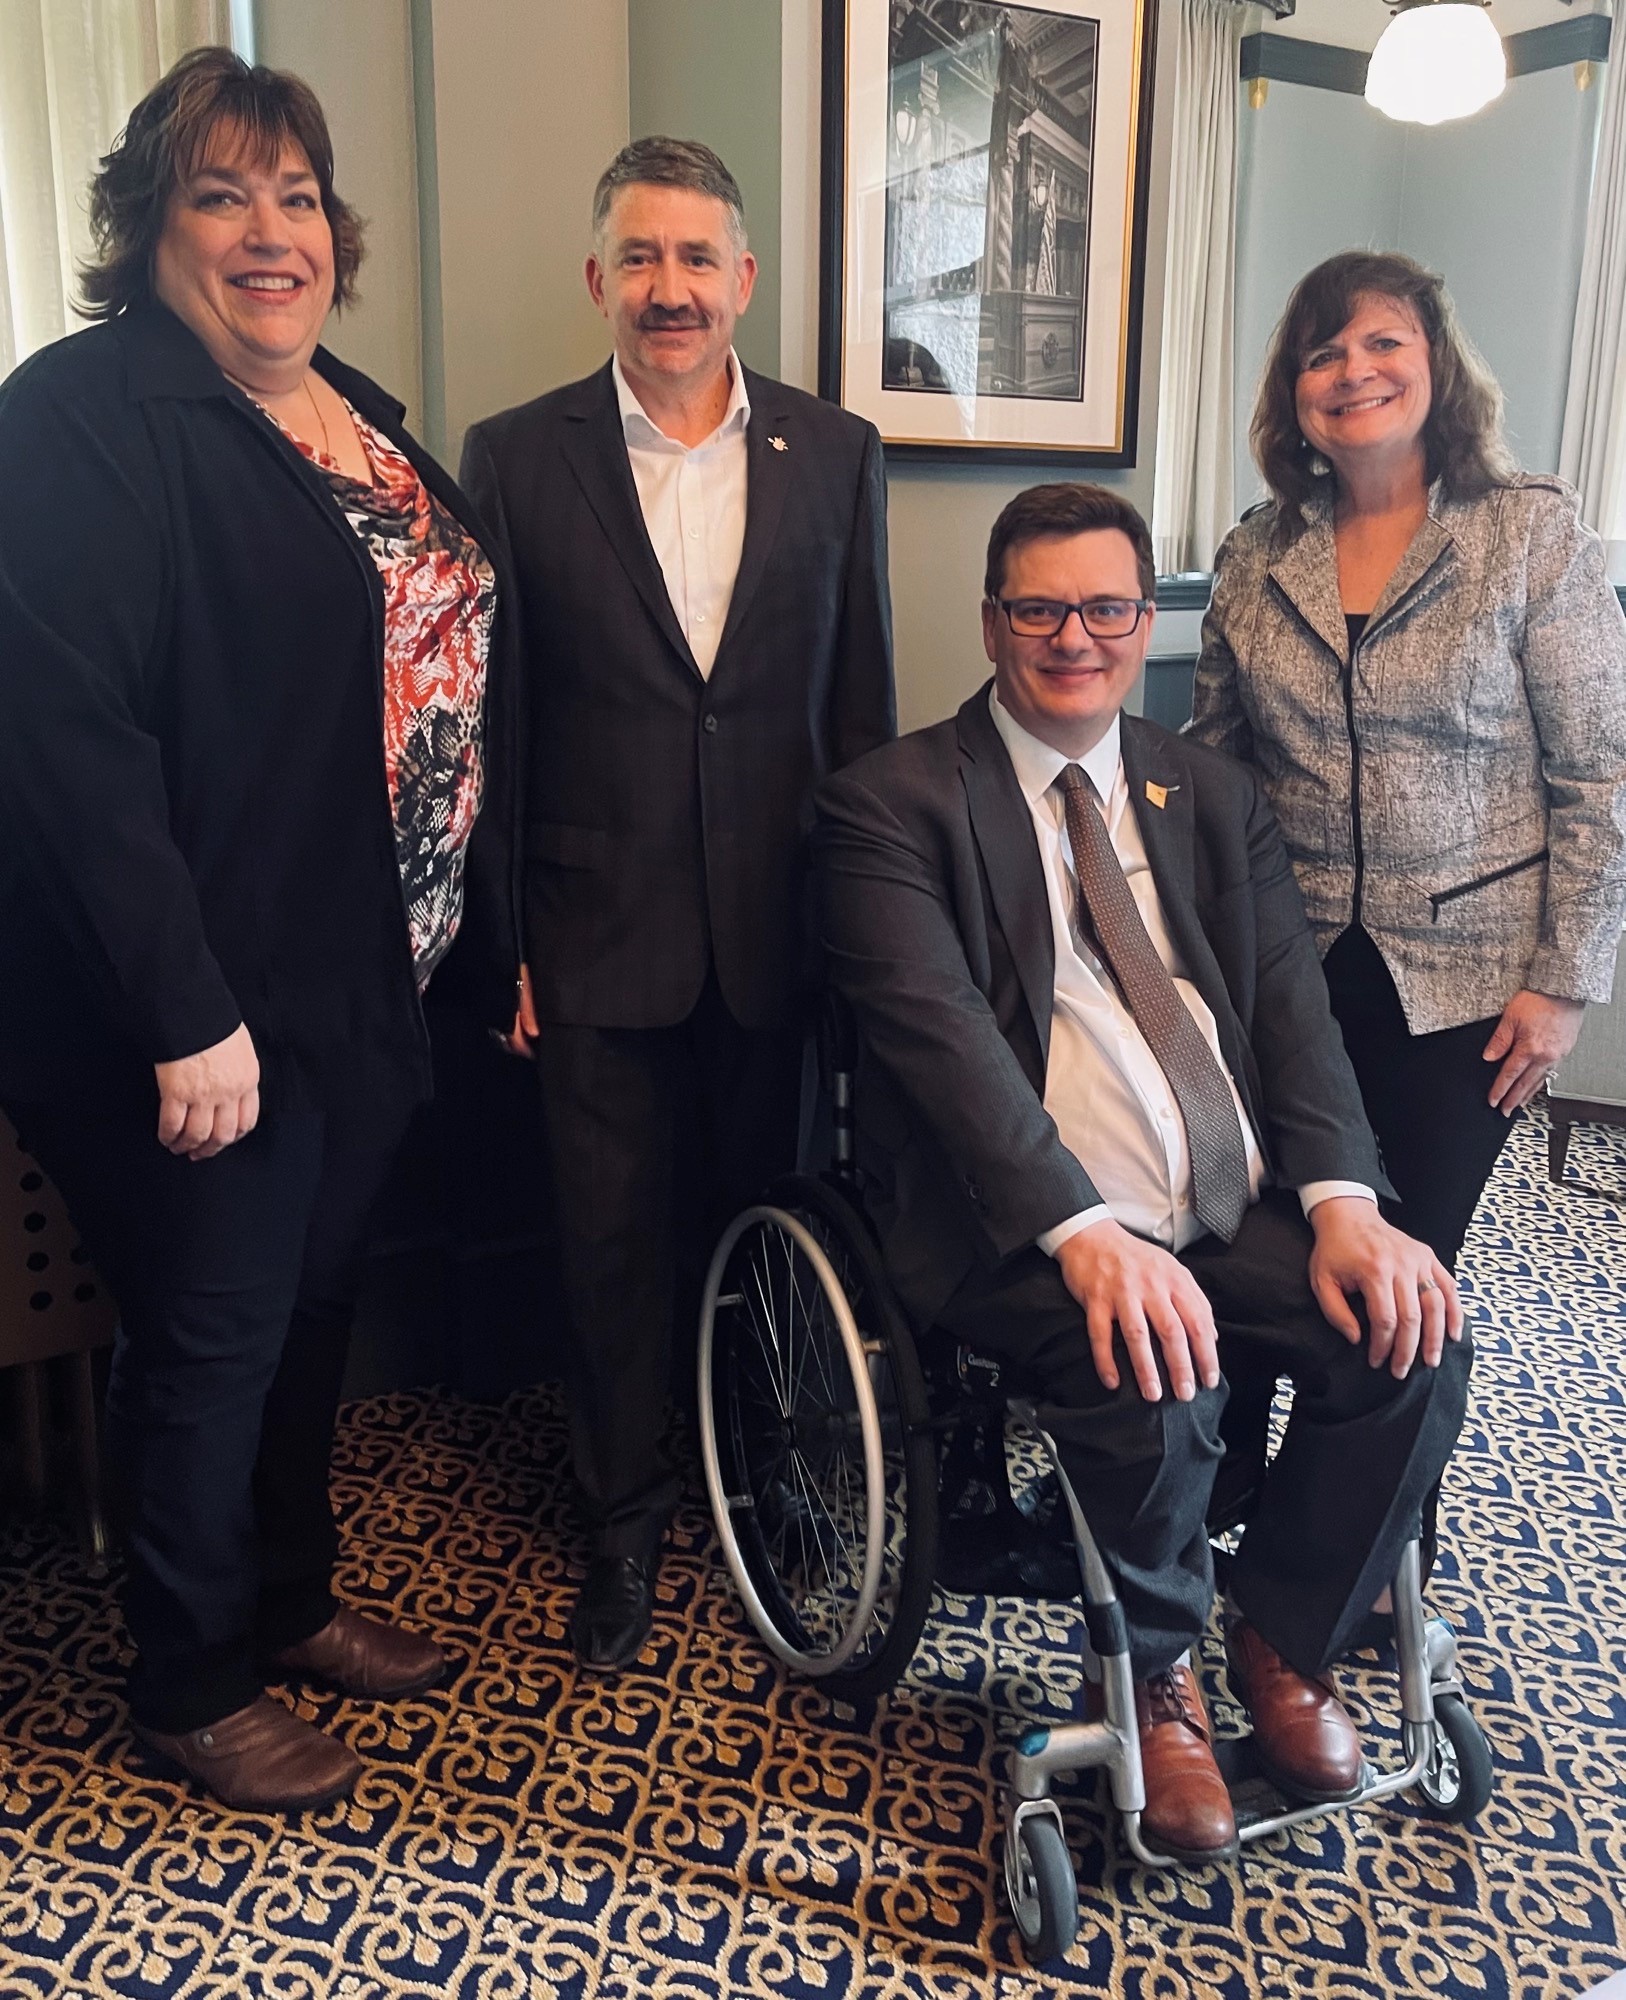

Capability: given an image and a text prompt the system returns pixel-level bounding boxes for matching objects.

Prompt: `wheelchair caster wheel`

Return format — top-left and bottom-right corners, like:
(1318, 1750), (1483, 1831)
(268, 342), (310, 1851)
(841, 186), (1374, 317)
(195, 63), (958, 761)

(1005, 1811), (1079, 1962)
(1415, 1693), (1493, 1822)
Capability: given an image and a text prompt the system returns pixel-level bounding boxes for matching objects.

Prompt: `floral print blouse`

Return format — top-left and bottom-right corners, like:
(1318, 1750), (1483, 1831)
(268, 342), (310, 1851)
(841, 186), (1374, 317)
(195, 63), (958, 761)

(285, 406), (496, 987)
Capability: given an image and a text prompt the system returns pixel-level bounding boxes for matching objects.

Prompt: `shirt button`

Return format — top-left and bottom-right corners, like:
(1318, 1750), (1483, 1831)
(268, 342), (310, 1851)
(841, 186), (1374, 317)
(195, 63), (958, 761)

(695, 612), (706, 624)
(689, 528), (700, 539)
(703, 715), (718, 734)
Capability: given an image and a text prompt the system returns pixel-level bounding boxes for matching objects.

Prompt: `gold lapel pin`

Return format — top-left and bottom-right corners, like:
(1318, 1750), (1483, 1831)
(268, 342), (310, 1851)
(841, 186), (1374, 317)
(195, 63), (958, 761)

(1145, 780), (1179, 810)
(769, 435), (788, 452)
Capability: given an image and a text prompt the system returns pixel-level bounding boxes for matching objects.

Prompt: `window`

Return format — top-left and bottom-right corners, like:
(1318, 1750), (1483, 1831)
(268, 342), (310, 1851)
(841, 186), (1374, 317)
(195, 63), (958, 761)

(0, 0), (246, 379)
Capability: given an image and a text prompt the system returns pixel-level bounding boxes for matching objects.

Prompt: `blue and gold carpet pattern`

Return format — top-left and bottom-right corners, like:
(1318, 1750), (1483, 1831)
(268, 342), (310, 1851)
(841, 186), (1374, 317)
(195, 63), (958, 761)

(2, 1110), (1623, 1998)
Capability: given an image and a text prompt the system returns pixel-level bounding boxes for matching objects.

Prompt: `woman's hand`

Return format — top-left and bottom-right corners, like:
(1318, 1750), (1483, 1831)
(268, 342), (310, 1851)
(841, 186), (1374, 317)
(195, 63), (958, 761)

(154, 1023), (260, 1159)
(1482, 989), (1585, 1115)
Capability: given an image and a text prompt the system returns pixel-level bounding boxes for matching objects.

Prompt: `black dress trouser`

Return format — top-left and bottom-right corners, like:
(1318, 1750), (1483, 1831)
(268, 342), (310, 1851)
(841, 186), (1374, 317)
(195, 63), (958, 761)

(6, 1080), (413, 1733)
(936, 1189), (1472, 1681)
(1322, 924), (1517, 1272)
(533, 968), (803, 1559)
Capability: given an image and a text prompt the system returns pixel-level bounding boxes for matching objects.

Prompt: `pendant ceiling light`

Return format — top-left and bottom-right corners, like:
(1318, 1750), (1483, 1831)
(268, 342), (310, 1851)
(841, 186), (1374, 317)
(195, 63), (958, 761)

(1365, 0), (1507, 126)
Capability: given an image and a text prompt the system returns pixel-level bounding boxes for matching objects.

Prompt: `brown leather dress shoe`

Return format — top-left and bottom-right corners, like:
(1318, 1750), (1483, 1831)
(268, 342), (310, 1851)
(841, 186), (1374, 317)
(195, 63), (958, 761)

(1125, 1664), (1238, 1862)
(270, 1607), (447, 1699)
(1227, 1619), (1363, 1803)
(134, 1696), (361, 1811)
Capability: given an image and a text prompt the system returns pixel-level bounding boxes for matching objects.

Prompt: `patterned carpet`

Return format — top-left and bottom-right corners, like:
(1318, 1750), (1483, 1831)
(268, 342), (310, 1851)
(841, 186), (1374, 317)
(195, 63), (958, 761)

(2, 1108), (1623, 2000)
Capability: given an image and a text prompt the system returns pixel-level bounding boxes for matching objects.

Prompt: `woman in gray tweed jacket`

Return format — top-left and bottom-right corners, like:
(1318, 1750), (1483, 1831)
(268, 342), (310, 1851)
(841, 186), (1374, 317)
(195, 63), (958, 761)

(1191, 251), (1626, 1269)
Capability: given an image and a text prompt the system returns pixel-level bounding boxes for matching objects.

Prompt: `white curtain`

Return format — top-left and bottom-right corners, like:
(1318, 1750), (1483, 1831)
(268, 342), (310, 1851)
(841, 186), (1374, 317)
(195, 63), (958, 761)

(1151, 0), (1244, 576)
(1560, 26), (1626, 579)
(0, 0), (232, 379)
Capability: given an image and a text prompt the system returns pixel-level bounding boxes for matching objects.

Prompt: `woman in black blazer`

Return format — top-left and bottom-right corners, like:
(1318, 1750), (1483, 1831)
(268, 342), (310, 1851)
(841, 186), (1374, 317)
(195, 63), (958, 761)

(0, 50), (517, 1809)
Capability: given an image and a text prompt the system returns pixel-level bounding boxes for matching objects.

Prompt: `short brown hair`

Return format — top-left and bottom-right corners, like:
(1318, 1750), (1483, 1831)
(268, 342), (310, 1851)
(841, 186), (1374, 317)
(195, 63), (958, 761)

(592, 136), (747, 246)
(1252, 250), (1515, 528)
(984, 484), (1156, 601)
(78, 45), (364, 322)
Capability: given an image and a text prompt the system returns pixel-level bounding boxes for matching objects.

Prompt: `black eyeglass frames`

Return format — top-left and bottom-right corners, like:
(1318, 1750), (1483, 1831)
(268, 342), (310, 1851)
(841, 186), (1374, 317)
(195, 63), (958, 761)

(991, 595), (1153, 639)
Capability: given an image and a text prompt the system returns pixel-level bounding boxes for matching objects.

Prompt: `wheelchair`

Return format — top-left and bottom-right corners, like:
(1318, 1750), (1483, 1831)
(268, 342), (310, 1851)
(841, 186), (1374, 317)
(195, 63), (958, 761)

(696, 1005), (1493, 1962)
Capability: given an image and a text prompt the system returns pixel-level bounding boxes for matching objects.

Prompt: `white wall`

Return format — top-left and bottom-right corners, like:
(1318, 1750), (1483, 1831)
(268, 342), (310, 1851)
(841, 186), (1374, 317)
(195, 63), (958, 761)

(253, 0), (423, 420)
(1233, 61), (1601, 509)
(425, 0), (628, 471)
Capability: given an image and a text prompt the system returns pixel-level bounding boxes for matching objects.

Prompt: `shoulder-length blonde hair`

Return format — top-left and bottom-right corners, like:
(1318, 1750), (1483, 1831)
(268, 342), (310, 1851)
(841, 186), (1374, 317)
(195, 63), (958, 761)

(1251, 250), (1515, 530)
(78, 44), (364, 321)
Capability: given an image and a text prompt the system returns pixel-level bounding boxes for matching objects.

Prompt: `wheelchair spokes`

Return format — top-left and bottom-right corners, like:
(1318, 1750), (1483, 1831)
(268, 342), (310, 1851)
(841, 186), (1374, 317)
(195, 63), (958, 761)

(698, 1178), (939, 1698)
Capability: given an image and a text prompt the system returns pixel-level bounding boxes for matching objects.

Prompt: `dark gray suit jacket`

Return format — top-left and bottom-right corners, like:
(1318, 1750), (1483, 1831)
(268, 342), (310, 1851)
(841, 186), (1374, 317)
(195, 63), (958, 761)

(815, 686), (1390, 1325)
(460, 360), (894, 1031)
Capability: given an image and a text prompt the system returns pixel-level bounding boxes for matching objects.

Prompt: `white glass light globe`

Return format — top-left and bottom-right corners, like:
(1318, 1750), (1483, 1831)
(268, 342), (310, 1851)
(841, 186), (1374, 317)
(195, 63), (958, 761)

(1365, 3), (1507, 126)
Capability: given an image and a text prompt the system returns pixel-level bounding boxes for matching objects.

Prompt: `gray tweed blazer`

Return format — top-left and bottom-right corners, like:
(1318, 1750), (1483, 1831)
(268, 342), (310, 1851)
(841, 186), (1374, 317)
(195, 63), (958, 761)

(1189, 478), (1626, 1034)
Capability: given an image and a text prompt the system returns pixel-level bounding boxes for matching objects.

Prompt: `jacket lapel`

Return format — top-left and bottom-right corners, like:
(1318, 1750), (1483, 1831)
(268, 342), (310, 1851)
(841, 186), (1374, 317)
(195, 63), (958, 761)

(956, 691), (1056, 1067)
(557, 364), (701, 679)
(715, 367), (792, 658)
(1267, 489), (1458, 661)
(1366, 511), (1456, 635)
(1121, 719), (1269, 1149)
(1265, 501), (1348, 661)
(1121, 719), (1220, 1005)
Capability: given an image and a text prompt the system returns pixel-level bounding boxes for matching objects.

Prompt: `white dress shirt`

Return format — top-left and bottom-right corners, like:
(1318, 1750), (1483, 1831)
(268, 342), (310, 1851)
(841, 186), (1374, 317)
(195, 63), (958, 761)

(613, 350), (750, 678)
(987, 690), (1374, 1254)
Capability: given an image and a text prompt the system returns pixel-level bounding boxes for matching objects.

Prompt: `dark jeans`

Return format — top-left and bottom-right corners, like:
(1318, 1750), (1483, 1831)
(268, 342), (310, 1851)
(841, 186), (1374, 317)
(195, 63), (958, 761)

(534, 968), (803, 1558)
(937, 1190), (1472, 1679)
(1323, 924), (1516, 1271)
(7, 1081), (413, 1732)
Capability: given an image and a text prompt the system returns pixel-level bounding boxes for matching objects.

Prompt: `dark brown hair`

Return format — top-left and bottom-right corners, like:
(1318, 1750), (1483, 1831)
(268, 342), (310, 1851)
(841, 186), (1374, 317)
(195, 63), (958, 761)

(984, 483), (1156, 601)
(1252, 250), (1515, 527)
(78, 45), (363, 321)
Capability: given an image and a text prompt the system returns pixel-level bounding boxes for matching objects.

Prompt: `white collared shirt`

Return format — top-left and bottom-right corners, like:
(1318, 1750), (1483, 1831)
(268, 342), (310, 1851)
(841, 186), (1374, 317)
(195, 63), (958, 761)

(987, 690), (1373, 1253)
(613, 350), (750, 678)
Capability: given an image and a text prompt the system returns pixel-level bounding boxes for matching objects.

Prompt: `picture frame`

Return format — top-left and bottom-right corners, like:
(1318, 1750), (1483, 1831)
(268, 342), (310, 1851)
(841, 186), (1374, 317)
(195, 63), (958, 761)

(819, 0), (1159, 465)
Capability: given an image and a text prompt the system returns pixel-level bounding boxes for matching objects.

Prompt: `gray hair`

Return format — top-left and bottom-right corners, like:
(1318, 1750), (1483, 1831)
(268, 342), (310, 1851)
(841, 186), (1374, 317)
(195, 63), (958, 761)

(591, 135), (747, 247)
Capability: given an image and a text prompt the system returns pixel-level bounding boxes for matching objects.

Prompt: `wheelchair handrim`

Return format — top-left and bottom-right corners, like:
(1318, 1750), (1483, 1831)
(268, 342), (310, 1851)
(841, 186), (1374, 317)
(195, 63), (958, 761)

(697, 1203), (889, 1674)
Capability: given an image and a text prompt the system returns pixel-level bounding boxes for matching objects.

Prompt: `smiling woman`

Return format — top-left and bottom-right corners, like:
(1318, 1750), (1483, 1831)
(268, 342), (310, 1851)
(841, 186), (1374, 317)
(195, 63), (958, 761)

(1189, 249), (1626, 1274)
(0, 47), (519, 1813)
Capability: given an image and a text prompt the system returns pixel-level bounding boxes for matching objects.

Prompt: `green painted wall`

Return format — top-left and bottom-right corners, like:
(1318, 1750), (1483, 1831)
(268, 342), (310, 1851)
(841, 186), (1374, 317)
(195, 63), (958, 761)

(627, 0), (781, 378)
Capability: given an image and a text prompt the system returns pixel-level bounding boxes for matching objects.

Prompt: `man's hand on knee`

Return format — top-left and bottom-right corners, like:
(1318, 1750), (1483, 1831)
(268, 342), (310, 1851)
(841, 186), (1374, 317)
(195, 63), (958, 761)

(1054, 1221), (1219, 1403)
(1306, 1196), (1464, 1378)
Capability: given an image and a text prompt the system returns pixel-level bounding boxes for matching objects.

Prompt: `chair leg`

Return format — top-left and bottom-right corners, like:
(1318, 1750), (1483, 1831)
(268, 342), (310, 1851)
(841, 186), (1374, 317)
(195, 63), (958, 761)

(66, 1350), (110, 1569)
(15, 1361), (48, 1508)
(1547, 1114), (1572, 1185)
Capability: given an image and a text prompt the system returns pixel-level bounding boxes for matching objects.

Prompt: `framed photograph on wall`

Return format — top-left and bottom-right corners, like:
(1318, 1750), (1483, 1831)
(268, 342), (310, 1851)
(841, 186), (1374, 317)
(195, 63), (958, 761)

(820, 0), (1159, 464)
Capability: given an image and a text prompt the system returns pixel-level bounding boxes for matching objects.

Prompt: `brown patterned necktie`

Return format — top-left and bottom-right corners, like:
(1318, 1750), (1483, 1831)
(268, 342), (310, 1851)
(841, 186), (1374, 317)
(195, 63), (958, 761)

(1057, 763), (1251, 1242)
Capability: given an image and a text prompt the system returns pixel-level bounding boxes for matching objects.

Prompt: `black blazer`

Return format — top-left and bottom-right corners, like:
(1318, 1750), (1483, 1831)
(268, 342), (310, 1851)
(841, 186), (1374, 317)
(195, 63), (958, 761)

(459, 360), (894, 1031)
(815, 688), (1390, 1325)
(0, 302), (519, 1106)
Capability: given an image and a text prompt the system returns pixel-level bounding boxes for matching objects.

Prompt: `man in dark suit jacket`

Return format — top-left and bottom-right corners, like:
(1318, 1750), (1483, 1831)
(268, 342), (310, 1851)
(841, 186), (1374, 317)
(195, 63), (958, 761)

(459, 138), (894, 1669)
(817, 484), (1467, 1862)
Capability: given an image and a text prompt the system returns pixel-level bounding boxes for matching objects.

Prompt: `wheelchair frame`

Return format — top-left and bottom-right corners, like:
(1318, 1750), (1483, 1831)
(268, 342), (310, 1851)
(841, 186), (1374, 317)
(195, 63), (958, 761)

(696, 1040), (1492, 1962)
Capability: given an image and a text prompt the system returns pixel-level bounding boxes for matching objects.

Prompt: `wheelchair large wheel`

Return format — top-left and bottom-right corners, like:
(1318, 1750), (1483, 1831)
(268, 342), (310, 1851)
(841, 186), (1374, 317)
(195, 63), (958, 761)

(698, 1174), (938, 1700)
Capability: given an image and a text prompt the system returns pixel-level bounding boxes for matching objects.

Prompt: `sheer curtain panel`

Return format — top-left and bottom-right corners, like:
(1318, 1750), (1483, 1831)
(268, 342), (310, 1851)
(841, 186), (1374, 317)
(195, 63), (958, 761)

(1150, 0), (1244, 576)
(0, 0), (231, 378)
(1559, 28), (1626, 580)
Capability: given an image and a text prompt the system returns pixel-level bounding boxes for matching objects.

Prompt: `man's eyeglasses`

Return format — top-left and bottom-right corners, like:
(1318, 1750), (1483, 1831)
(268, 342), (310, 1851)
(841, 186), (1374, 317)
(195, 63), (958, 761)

(992, 595), (1153, 639)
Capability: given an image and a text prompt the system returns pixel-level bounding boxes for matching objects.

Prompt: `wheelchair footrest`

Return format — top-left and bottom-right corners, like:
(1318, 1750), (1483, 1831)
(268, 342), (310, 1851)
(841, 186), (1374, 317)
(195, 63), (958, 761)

(936, 1507), (1081, 1599)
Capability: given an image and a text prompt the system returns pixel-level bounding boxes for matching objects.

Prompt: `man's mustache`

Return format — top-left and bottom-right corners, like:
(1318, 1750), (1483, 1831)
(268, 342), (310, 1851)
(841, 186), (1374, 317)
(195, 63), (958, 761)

(638, 308), (710, 331)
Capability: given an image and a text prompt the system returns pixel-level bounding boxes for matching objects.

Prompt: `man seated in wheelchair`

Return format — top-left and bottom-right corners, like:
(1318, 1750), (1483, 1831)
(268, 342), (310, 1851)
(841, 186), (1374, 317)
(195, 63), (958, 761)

(813, 482), (1468, 1863)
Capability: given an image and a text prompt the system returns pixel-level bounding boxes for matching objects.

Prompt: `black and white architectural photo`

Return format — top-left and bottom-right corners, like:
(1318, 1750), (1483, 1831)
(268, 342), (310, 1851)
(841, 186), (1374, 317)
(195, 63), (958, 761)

(883, 1), (1098, 401)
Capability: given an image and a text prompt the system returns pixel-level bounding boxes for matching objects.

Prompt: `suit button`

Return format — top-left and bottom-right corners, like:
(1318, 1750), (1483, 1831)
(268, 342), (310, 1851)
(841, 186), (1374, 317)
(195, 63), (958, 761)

(966, 1180), (982, 1202)
(703, 715), (718, 734)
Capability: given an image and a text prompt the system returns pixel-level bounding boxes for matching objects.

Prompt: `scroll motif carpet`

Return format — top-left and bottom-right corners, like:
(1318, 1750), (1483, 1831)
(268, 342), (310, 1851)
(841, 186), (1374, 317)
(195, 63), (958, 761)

(2, 1109), (1623, 1999)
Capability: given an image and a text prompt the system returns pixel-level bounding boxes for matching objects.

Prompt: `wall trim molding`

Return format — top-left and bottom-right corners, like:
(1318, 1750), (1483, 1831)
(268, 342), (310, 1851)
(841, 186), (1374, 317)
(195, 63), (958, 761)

(1241, 13), (1612, 96)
